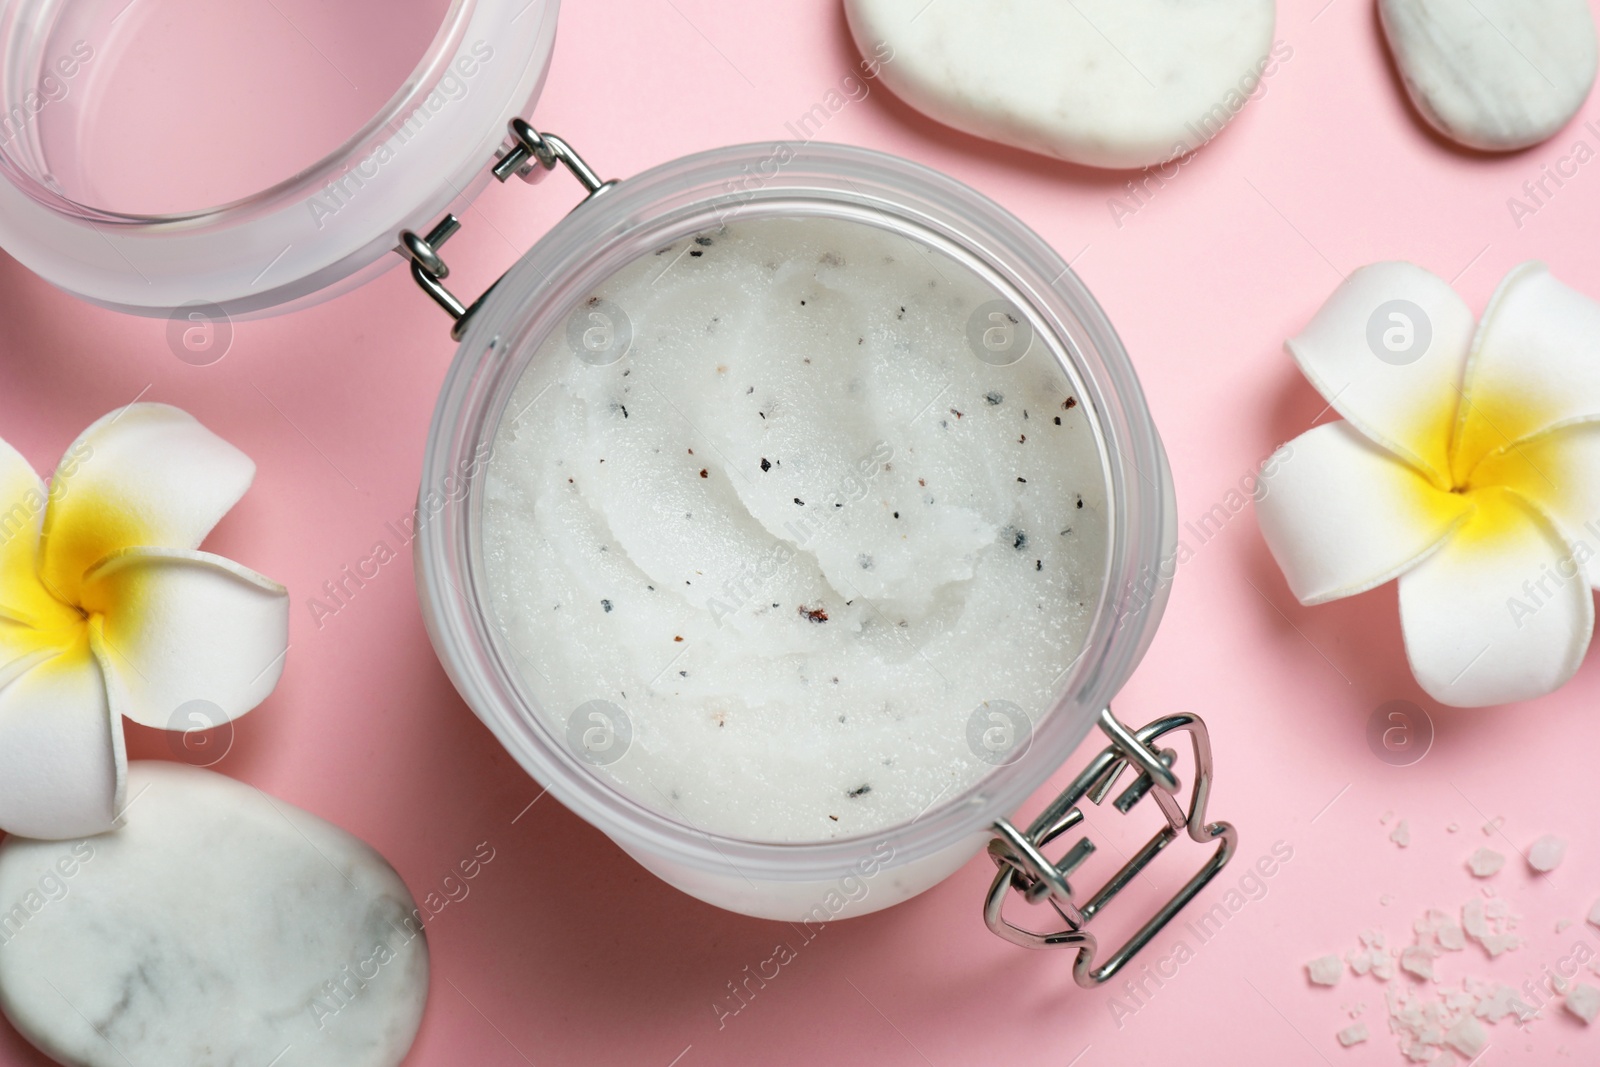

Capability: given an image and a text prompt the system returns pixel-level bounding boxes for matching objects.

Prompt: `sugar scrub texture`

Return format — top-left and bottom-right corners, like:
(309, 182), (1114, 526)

(482, 217), (1109, 843)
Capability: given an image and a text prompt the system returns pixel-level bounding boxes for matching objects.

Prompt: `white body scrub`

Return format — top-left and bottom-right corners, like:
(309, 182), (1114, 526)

(482, 216), (1109, 843)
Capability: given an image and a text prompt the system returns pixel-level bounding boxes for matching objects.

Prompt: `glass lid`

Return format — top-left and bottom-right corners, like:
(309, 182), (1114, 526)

(0, 0), (558, 316)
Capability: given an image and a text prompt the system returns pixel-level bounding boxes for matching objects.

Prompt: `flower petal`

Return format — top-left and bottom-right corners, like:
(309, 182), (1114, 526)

(79, 547), (288, 729)
(1258, 421), (1472, 605)
(0, 638), (125, 839)
(1399, 488), (1593, 707)
(38, 404), (255, 605)
(1471, 423), (1600, 587)
(1287, 262), (1476, 488)
(1454, 263), (1600, 483)
(0, 438), (77, 632)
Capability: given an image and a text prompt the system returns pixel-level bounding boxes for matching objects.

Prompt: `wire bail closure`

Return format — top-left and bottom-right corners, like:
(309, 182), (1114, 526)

(984, 707), (1237, 987)
(398, 121), (616, 341)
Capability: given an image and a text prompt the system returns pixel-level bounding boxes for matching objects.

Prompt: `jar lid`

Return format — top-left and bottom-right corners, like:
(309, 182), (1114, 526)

(0, 0), (558, 316)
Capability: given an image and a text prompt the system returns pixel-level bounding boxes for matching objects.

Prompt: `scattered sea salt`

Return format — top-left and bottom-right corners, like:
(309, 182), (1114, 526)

(1337, 1021), (1369, 1047)
(1390, 820), (1412, 848)
(1308, 955), (1344, 987)
(1467, 847), (1505, 878)
(1482, 816), (1504, 836)
(1528, 834), (1567, 873)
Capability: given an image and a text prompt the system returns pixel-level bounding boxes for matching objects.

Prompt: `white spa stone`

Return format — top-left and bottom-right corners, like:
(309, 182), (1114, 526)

(0, 763), (428, 1067)
(484, 216), (1110, 843)
(1379, 0), (1598, 151)
(843, 0), (1278, 169)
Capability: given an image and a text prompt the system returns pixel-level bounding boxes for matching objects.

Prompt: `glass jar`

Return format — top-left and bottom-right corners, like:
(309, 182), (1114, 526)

(414, 141), (1184, 921)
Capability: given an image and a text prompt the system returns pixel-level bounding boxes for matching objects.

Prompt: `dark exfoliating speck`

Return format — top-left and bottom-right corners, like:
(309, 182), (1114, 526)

(1036, 560), (1043, 571)
(1076, 495), (1084, 509)
(761, 458), (771, 472)
(847, 784), (872, 799)
(985, 391), (1003, 405)
(699, 469), (709, 478)
(695, 236), (713, 246)
(1003, 526), (1028, 550)
(799, 605), (829, 623)
(1054, 417), (1062, 425)
(689, 250), (703, 258)
(601, 599), (613, 613)
(794, 497), (805, 506)
(1063, 397), (1078, 410)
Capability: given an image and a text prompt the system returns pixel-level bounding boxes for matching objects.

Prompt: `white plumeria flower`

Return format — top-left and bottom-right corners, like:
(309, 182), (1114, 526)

(1259, 262), (1600, 708)
(0, 404), (288, 838)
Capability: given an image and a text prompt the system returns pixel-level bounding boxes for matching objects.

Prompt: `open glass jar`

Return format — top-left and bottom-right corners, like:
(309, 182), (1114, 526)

(0, 0), (1233, 988)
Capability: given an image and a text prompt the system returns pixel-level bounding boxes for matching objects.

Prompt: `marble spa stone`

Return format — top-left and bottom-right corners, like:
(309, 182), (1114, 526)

(0, 762), (429, 1067)
(1380, 0), (1598, 151)
(844, 0), (1278, 169)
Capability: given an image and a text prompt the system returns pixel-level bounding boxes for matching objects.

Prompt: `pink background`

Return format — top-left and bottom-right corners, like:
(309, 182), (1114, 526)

(5, 0), (1600, 1063)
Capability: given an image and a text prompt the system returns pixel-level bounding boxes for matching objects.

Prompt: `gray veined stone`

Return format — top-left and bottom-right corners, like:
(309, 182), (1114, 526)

(1380, 0), (1598, 151)
(844, 0), (1279, 170)
(0, 762), (429, 1067)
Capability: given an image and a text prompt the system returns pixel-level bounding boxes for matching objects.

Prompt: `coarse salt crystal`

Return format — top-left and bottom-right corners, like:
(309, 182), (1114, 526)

(1308, 955), (1343, 987)
(1528, 834), (1566, 873)
(1567, 983), (1600, 1023)
(1401, 945), (1438, 981)
(1466, 847), (1505, 878)
(1391, 820), (1412, 847)
(1414, 908), (1465, 952)
(1444, 1016), (1487, 1058)
(1337, 1021), (1369, 1046)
